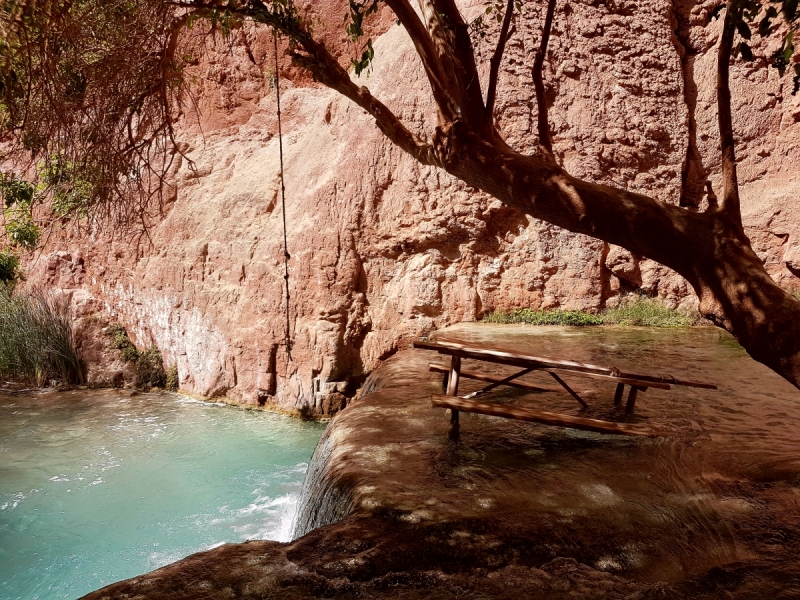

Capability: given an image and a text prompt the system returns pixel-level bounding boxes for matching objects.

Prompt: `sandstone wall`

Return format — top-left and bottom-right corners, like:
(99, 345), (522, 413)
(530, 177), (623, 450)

(26, 0), (800, 413)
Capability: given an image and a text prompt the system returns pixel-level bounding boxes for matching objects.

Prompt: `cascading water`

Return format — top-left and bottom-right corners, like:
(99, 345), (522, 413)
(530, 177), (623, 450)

(0, 390), (324, 600)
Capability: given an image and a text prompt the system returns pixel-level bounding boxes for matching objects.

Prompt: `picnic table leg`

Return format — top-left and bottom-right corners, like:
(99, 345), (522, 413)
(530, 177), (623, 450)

(613, 383), (625, 407)
(446, 355), (461, 439)
(625, 386), (640, 415)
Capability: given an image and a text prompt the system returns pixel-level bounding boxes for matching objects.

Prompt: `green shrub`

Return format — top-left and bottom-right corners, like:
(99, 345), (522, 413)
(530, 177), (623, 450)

(0, 286), (83, 385)
(0, 250), (23, 284)
(136, 346), (166, 388)
(166, 365), (179, 391)
(603, 296), (694, 327)
(482, 308), (603, 326)
(106, 323), (167, 388)
(107, 323), (139, 363)
(5, 215), (41, 249)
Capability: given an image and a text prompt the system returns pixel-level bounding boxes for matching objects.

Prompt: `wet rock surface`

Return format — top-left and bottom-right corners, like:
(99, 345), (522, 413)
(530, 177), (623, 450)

(84, 325), (800, 599)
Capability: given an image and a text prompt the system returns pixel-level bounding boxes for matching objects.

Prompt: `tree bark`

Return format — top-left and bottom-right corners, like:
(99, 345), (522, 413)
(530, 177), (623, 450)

(436, 128), (800, 389)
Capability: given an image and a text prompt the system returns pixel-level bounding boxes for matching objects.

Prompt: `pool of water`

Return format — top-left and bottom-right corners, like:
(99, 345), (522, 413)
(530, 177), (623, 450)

(0, 390), (325, 600)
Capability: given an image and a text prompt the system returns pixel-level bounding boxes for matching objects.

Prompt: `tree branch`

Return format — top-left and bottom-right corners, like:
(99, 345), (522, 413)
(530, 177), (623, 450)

(420, 0), (488, 129)
(170, 0), (438, 165)
(485, 0), (514, 119)
(532, 0), (557, 153)
(716, 0), (742, 223)
(383, 0), (458, 121)
(290, 34), (438, 166)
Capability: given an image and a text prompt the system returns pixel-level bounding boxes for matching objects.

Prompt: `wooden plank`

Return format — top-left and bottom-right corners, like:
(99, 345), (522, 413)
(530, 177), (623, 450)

(542, 369), (669, 390)
(429, 363), (561, 393)
(415, 339), (715, 390)
(548, 371), (589, 408)
(613, 382), (625, 406)
(462, 367), (535, 399)
(429, 360), (669, 391)
(431, 395), (669, 437)
(446, 355), (461, 396)
(417, 339), (616, 376)
(625, 386), (644, 415)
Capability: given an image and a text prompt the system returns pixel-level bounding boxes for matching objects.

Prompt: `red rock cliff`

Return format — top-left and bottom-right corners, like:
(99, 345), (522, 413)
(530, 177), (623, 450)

(25, 0), (800, 414)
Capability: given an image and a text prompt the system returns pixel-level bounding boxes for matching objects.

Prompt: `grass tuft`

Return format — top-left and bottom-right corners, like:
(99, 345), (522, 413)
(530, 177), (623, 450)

(603, 296), (694, 327)
(482, 308), (603, 326)
(481, 295), (696, 328)
(0, 285), (83, 385)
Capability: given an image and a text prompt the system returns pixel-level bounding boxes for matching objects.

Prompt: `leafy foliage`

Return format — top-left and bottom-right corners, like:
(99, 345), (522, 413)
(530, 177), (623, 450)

(0, 0), (186, 227)
(482, 308), (604, 326)
(39, 156), (93, 218)
(107, 322), (140, 363)
(136, 346), (167, 388)
(469, 0), (523, 41)
(0, 172), (40, 250)
(344, 0), (380, 75)
(106, 323), (167, 388)
(0, 249), (22, 283)
(603, 296), (696, 328)
(166, 364), (179, 391)
(716, 0), (800, 94)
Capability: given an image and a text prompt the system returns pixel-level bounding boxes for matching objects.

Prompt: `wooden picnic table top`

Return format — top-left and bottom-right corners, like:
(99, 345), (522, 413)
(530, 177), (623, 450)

(414, 338), (716, 390)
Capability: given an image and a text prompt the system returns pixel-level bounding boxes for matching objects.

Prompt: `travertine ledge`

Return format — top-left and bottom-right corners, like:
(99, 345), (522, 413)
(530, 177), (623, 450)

(84, 327), (800, 599)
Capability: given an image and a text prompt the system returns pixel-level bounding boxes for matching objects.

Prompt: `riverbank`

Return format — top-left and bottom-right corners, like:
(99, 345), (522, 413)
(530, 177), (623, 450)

(84, 324), (800, 599)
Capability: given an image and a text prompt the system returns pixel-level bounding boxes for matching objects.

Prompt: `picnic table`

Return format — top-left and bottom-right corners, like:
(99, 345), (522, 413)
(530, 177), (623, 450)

(413, 338), (717, 438)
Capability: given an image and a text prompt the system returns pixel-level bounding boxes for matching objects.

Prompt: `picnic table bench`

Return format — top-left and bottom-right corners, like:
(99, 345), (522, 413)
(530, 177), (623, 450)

(413, 338), (717, 438)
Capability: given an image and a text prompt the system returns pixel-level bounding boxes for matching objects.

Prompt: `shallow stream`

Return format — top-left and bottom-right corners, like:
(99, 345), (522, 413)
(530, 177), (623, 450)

(0, 390), (324, 600)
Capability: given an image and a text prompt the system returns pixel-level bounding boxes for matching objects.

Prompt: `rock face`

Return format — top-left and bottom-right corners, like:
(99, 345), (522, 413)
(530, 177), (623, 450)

(25, 0), (800, 413)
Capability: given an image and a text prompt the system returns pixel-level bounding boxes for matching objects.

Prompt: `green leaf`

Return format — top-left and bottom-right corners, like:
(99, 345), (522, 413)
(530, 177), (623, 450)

(783, 31), (795, 63)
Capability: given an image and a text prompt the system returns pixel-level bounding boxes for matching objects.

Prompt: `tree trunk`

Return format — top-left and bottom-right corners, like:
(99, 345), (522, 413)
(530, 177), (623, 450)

(438, 128), (800, 389)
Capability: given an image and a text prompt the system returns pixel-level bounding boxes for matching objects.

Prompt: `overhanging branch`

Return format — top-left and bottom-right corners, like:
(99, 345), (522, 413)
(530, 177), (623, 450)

(384, 0), (459, 121)
(716, 0), (742, 224)
(485, 0), (514, 119)
(532, 0), (557, 153)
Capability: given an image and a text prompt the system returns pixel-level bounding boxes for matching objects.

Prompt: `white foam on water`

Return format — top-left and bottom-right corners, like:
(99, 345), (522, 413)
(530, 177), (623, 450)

(174, 396), (227, 407)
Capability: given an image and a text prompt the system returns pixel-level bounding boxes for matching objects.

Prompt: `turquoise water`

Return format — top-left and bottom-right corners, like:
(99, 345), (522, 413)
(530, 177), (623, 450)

(0, 389), (325, 600)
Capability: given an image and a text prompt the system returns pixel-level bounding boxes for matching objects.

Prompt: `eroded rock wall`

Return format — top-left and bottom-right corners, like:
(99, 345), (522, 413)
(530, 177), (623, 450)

(26, 0), (800, 412)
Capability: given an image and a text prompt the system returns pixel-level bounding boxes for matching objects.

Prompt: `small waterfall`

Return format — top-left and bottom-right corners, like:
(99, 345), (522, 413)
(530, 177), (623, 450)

(291, 428), (355, 539)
